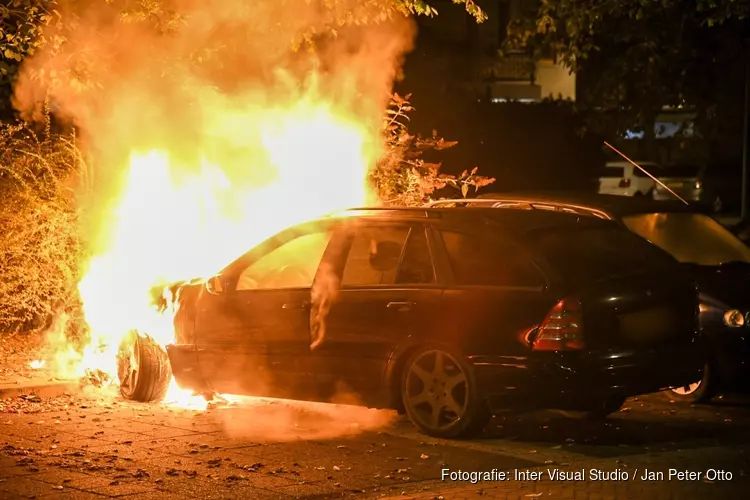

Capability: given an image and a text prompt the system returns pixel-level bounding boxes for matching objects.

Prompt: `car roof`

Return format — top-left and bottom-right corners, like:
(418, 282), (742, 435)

(470, 191), (697, 219)
(329, 205), (617, 234)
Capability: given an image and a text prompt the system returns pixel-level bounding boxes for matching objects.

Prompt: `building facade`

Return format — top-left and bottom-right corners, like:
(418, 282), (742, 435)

(417, 0), (576, 101)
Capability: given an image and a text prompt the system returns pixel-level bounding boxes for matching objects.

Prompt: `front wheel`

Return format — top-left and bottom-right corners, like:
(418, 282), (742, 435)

(401, 347), (491, 438)
(117, 330), (172, 402)
(665, 363), (715, 404)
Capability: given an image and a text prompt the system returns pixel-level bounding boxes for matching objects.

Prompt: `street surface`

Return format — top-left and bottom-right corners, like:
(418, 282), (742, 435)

(1, 387), (749, 499)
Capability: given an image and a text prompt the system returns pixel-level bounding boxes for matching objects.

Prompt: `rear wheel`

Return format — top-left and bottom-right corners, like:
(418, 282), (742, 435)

(117, 330), (172, 402)
(401, 347), (491, 438)
(665, 363), (715, 404)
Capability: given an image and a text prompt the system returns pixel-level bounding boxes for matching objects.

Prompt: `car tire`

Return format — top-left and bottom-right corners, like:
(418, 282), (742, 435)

(582, 396), (627, 420)
(665, 363), (715, 404)
(400, 347), (491, 439)
(117, 330), (172, 402)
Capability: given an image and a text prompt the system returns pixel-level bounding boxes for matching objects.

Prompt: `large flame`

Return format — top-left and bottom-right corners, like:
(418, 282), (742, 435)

(12, 0), (414, 407)
(66, 94), (374, 384)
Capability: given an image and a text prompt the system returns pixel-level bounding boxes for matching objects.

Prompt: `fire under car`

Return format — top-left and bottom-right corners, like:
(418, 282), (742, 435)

(117, 206), (704, 438)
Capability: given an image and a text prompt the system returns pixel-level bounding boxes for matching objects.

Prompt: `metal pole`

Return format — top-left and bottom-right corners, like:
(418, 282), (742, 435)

(742, 57), (749, 220)
(603, 141), (689, 205)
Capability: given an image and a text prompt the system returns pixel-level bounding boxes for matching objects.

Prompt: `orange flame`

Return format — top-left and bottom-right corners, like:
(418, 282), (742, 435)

(12, 1), (415, 410)
(69, 95), (375, 383)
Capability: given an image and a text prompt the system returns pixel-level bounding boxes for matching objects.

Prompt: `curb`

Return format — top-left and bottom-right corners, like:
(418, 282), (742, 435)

(0, 380), (81, 400)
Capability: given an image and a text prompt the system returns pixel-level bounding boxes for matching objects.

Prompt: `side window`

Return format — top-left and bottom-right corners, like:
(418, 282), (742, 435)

(396, 228), (435, 284)
(341, 226), (409, 286)
(236, 232), (332, 290)
(603, 167), (625, 178)
(439, 231), (544, 287)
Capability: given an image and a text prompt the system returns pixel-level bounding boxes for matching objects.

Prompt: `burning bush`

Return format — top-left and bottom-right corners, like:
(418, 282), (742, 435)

(375, 93), (494, 206)
(0, 117), (86, 335)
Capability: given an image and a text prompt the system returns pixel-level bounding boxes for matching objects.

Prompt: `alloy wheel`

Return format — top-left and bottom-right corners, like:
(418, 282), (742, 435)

(671, 381), (701, 396)
(403, 350), (469, 432)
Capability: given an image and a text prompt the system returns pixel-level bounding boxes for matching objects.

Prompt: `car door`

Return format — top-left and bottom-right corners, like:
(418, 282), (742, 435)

(310, 221), (443, 407)
(432, 228), (552, 391)
(195, 225), (333, 399)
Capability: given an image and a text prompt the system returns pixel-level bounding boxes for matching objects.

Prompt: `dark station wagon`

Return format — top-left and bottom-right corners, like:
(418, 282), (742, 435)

(117, 207), (704, 438)
(429, 192), (750, 403)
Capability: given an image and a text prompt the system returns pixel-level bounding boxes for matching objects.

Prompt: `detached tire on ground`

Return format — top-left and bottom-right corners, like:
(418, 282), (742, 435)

(117, 330), (172, 402)
(400, 346), (491, 439)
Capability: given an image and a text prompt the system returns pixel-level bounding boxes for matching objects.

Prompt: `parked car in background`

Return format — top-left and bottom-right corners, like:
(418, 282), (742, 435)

(653, 164), (732, 213)
(431, 193), (750, 403)
(599, 161), (661, 197)
(653, 164), (705, 203)
(120, 206), (703, 438)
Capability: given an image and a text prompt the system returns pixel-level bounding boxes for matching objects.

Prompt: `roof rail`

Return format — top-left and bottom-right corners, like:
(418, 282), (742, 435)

(425, 199), (500, 207)
(425, 198), (612, 220)
(328, 207), (440, 219)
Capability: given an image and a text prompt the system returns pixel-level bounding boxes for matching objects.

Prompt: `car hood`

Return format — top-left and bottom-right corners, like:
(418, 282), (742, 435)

(687, 262), (750, 308)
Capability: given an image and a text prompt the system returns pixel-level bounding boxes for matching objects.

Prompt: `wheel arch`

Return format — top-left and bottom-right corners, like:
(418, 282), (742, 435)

(384, 339), (465, 411)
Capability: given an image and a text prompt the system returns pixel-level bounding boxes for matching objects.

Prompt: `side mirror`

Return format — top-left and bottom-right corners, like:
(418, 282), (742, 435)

(205, 275), (225, 294)
(369, 241), (402, 272)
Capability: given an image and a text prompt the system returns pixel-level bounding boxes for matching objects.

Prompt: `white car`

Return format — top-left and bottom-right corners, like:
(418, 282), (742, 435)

(599, 161), (662, 197)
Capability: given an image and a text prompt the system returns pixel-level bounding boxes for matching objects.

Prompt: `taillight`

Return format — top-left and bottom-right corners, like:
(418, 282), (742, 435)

(618, 178), (631, 188)
(533, 297), (585, 351)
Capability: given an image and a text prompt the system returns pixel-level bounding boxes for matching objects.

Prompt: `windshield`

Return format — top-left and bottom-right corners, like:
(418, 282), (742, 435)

(622, 212), (750, 266)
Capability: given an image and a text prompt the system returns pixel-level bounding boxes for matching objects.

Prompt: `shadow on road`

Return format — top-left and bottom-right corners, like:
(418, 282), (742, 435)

(475, 395), (750, 458)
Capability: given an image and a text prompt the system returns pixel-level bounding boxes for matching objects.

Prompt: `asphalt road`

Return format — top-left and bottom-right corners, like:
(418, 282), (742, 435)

(1, 388), (749, 499)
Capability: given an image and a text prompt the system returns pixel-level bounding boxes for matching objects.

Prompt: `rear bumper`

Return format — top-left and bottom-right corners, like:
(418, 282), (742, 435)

(472, 343), (704, 412)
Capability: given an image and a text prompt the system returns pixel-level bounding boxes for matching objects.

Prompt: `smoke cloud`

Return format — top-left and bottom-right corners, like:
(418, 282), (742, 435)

(11, 0), (415, 438)
(13, 0), (415, 246)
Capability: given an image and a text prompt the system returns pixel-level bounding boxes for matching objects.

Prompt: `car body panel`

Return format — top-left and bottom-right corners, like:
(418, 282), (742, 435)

(599, 161), (661, 197)
(162, 206), (704, 414)
(464, 192), (750, 387)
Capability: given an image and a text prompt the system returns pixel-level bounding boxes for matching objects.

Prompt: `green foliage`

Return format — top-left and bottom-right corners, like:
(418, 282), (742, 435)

(508, 0), (750, 146)
(394, 0), (486, 21)
(0, 1), (62, 113)
(0, 117), (87, 334)
(374, 93), (494, 207)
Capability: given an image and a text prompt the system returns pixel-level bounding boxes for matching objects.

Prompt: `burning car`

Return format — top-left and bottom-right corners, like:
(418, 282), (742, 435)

(117, 206), (703, 438)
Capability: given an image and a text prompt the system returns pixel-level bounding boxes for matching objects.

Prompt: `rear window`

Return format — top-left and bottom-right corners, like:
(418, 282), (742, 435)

(602, 167), (625, 178)
(439, 231), (545, 287)
(528, 225), (678, 284)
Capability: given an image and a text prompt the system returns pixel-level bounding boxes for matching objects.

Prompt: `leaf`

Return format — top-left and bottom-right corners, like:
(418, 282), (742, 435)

(461, 184), (469, 198)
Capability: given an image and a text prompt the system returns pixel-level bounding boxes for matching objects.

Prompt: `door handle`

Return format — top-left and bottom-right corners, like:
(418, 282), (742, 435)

(282, 302), (310, 310)
(387, 301), (415, 312)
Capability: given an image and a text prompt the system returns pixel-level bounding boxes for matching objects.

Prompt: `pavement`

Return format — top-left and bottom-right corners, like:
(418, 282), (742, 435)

(3, 309), (750, 500)
(1, 386), (750, 500)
